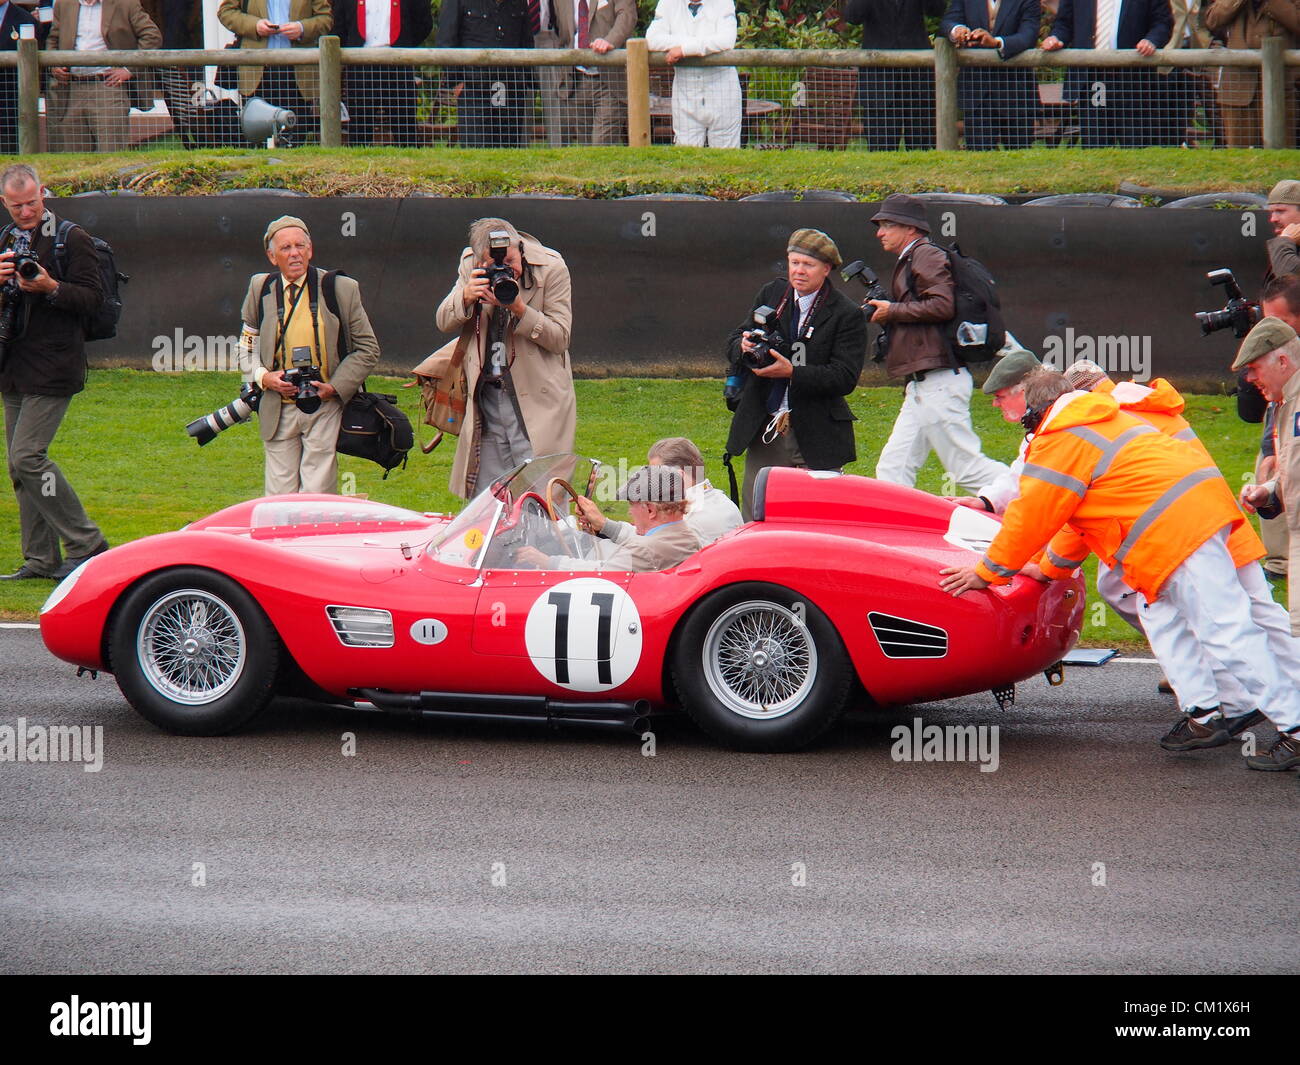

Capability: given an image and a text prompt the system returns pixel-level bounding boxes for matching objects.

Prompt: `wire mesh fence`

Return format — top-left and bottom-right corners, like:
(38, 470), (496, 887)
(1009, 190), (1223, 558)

(5, 40), (1298, 152)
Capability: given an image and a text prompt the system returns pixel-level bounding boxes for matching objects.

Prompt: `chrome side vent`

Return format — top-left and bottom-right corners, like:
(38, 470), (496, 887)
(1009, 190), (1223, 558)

(327, 606), (394, 648)
(868, 612), (948, 659)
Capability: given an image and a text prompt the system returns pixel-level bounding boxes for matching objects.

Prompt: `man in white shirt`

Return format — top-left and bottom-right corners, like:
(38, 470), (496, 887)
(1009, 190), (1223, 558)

(646, 0), (741, 147)
(333, 0), (433, 146)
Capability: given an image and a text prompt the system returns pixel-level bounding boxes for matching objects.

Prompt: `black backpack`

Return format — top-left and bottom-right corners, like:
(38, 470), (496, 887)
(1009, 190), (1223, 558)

(904, 240), (1005, 365)
(257, 268), (414, 476)
(2, 219), (127, 341)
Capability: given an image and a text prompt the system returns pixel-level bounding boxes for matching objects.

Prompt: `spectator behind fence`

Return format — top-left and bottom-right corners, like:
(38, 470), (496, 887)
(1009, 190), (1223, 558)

(940, 0), (1042, 149)
(0, 2), (39, 155)
(47, 0), (161, 153)
(1203, 0), (1300, 148)
(646, 0), (741, 148)
(333, 0), (434, 146)
(844, 0), (946, 151)
(1042, 0), (1172, 147)
(1153, 0), (1207, 146)
(141, 0), (199, 47)
(551, 0), (636, 144)
(434, 217), (576, 498)
(436, 0), (534, 148)
(218, 0), (332, 146)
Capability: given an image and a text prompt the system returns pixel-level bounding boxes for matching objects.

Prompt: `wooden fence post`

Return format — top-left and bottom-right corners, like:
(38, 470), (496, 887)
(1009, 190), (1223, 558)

(319, 35), (343, 147)
(1260, 36), (1286, 150)
(626, 38), (651, 147)
(933, 37), (959, 151)
(17, 37), (40, 155)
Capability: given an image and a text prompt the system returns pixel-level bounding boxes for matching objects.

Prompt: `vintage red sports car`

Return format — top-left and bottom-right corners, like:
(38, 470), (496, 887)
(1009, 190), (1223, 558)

(39, 454), (1085, 751)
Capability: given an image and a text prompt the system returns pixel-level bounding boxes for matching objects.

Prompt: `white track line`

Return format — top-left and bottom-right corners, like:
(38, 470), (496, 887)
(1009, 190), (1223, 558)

(0, 623), (39, 629)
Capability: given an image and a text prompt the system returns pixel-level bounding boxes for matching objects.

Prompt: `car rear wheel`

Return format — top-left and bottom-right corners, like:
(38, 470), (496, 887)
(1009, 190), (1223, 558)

(109, 568), (281, 735)
(672, 583), (852, 751)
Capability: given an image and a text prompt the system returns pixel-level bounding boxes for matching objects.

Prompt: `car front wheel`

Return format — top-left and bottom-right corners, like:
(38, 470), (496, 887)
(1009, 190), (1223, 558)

(109, 568), (281, 735)
(672, 583), (852, 751)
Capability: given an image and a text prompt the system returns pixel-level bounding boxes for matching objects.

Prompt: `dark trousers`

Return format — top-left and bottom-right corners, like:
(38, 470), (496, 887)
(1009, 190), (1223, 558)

(456, 67), (531, 148)
(859, 67), (935, 150)
(1071, 68), (1160, 147)
(345, 64), (422, 146)
(960, 69), (1036, 150)
(257, 64), (317, 145)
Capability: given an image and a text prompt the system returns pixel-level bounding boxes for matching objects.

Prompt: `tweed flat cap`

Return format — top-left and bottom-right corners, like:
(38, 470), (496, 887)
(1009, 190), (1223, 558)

(617, 465), (686, 504)
(870, 194), (930, 234)
(1267, 180), (1300, 207)
(787, 228), (842, 268)
(1064, 358), (1110, 392)
(263, 215), (310, 250)
(982, 347), (1042, 394)
(1232, 317), (1299, 371)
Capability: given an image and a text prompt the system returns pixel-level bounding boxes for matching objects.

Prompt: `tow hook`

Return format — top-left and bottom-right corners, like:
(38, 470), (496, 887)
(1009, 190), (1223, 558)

(75, 666), (98, 680)
(1044, 661), (1065, 686)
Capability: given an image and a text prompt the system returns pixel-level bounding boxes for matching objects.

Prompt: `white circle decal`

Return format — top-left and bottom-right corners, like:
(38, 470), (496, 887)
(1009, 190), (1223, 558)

(524, 578), (642, 692)
(410, 618), (449, 645)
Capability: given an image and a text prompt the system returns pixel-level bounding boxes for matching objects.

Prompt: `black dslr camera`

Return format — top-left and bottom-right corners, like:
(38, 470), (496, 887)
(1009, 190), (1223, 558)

(0, 248), (41, 372)
(284, 346), (323, 413)
(745, 304), (786, 370)
(484, 230), (520, 305)
(12, 252), (41, 282)
(1195, 268), (1260, 338)
(841, 259), (890, 362)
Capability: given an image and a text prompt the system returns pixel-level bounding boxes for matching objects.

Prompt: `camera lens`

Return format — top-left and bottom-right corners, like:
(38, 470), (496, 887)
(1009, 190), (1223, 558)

(16, 259), (40, 281)
(492, 274), (519, 305)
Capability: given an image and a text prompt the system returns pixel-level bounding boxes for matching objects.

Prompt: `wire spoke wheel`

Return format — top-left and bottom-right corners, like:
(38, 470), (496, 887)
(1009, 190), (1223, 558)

(138, 590), (247, 704)
(705, 601), (816, 720)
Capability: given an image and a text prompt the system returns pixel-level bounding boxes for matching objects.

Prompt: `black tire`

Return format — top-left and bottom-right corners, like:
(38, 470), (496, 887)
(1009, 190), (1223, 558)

(108, 567), (281, 736)
(671, 583), (853, 752)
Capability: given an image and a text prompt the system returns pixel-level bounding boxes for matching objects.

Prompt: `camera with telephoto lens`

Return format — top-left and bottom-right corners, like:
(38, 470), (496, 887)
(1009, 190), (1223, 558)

(13, 252), (41, 282)
(185, 381), (262, 446)
(841, 259), (891, 362)
(0, 278), (22, 373)
(1195, 269), (1260, 338)
(484, 230), (519, 306)
(744, 304), (786, 369)
(284, 346), (322, 414)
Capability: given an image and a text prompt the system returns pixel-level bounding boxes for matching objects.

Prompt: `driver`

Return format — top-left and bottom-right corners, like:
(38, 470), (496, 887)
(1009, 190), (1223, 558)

(515, 466), (697, 572)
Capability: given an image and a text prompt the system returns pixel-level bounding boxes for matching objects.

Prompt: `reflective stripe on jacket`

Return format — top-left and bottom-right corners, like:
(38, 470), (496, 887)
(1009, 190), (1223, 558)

(1044, 378), (1264, 572)
(976, 390), (1245, 601)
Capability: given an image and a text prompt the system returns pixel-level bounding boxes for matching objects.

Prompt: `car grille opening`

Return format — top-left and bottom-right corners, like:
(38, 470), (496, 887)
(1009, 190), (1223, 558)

(326, 606), (394, 648)
(868, 612), (948, 659)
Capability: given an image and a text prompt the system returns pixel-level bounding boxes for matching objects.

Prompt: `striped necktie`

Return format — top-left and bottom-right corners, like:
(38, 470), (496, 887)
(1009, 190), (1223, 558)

(528, 0), (540, 34)
(689, 1), (701, 14)
(1095, 0), (1118, 49)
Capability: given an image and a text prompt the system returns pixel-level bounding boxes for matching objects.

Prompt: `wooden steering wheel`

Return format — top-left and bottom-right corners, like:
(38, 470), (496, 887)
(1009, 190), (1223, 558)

(544, 477), (582, 521)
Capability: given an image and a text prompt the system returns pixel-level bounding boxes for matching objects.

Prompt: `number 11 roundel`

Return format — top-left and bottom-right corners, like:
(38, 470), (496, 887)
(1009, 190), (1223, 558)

(523, 578), (643, 692)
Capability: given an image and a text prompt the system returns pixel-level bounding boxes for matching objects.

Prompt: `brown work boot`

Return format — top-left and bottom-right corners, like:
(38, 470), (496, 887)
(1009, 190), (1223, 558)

(1160, 712), (1230, 751)
(1244, 731), (1300, 771)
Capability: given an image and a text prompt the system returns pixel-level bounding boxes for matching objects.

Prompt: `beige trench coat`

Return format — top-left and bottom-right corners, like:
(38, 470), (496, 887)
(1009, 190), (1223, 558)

(433, 234), (577, 499)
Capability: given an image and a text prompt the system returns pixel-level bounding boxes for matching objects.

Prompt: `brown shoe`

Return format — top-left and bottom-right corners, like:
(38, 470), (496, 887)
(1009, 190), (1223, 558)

(1160, 712), (1230, 751)
(1244, 732), (1300, 771)
(1157, 676), (1174, 695)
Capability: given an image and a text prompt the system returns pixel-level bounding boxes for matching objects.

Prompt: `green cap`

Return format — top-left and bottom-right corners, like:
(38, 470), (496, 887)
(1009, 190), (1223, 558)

(1231, 317), (1299, 371)
(982, 346), (1041, 394)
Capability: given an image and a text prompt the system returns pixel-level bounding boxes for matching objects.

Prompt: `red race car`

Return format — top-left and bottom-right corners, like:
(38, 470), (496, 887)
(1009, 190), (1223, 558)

(40, 453), (1084, 751)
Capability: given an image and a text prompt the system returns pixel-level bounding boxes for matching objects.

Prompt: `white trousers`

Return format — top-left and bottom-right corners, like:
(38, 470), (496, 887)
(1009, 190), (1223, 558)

(875, 367), (1008, 492)
(1139, 529), (1300, 732)
(671, 68), (742, 148)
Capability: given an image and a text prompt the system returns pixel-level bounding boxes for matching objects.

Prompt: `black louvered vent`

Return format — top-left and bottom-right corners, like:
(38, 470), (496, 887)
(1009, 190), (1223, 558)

(868, 612), (948, 659)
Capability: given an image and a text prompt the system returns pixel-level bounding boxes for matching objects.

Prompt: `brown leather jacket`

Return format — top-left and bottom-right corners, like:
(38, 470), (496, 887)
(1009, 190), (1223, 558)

(882, 239), (956, 379)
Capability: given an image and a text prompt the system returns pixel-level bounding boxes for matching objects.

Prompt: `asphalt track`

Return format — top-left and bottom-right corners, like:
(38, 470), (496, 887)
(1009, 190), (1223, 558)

(1, 626), (1296, 975)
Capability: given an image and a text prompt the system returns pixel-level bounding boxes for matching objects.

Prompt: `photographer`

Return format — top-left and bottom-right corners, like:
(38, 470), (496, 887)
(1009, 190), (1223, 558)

(435, 217), (576, 499)
(869, 193), (1007, 493)
(0, 164), (109, 581)
(240, 215), (380, 494)
(724, 228), (866, 521)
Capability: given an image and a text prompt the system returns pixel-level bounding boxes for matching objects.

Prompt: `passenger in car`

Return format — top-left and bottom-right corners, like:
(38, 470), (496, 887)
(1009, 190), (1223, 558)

(515, 466), (698, 572)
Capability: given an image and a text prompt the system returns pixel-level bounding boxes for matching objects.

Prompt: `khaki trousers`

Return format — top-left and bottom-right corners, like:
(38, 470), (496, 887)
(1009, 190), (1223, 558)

(263, 399), (342, 495)
(47, 79), (131, 153)
(740, 425), (807, 522)
(3, 391), (104, 573)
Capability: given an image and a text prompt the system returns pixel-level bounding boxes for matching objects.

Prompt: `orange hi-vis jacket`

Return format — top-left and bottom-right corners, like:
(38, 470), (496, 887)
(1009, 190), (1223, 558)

(1046, 378), (1266, 569)
(975, 390), (1247, 602)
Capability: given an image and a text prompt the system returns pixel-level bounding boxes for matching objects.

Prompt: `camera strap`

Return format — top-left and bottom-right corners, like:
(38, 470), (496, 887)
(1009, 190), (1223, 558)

(271, 272), (314, 370)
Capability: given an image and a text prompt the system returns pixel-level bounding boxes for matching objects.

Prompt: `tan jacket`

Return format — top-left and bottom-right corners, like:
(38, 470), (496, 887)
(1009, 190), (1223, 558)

(50, 0), (161, 111)
(434, 234), (577, 499)
(1268, 369), (1300, 634)
(1204, 0), (1300, 103)
(553, 0), (637, 50)
(217, 0), (332, 100)
(240, 265), (380, 440)
(546, 518), (698, 572)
